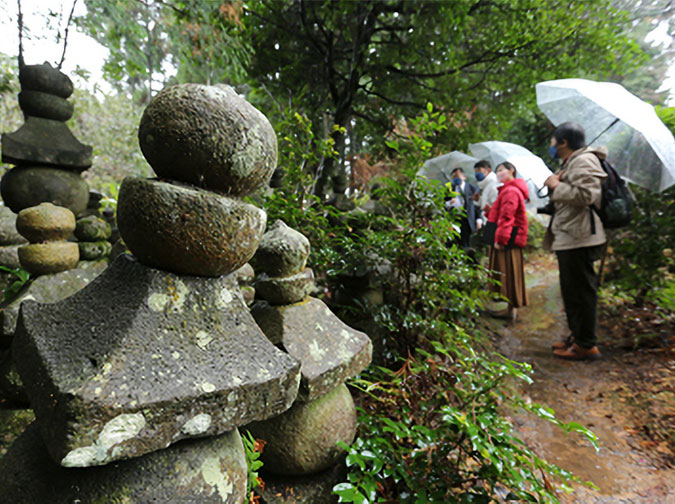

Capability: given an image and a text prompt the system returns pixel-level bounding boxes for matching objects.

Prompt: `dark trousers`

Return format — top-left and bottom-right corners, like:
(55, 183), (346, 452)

(556, 244), (604, 348)
(459, 217), (472, 249)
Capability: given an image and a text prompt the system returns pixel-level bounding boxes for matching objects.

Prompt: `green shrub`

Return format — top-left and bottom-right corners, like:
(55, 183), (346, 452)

(242, 430), (264, 501)
(605, 184), (675, 305)
(260, 104), (594, 503)
(0, 266), (30, 303)
(336, 334), (596, 503)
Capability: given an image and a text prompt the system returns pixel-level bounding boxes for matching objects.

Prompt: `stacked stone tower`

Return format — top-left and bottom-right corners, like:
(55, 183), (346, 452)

(249, 221), (372, 501)
(1, 62), (91, 216)
(0, 84), (302, 502)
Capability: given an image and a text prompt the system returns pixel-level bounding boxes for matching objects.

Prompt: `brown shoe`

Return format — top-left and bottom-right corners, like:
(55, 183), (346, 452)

(553, 343), (601, 361)
(551, 336), (574, 350)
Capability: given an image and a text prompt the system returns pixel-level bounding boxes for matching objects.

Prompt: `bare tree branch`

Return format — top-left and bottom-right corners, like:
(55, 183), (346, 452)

(362, 87), (425, 109)
(17, 0), (25, 69)
(57, 0), (79, 70)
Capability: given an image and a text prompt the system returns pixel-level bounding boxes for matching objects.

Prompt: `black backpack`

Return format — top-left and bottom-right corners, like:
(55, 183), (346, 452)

(590, 156), (632, 234)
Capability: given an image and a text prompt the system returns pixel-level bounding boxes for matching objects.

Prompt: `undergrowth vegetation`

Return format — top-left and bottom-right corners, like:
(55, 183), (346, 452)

(260, 106), (598, 503)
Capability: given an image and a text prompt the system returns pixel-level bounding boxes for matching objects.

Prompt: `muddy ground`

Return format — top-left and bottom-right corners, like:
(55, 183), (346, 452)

(492, 253), (674, 503)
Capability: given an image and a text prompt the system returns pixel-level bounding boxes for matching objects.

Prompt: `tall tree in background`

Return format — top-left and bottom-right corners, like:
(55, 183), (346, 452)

(613, 0), (674, 104)
(77, 0), (172, 102)
(77, 0), (249, 102)
(244, 0), (642, 198)
(169, 1), (250, 85)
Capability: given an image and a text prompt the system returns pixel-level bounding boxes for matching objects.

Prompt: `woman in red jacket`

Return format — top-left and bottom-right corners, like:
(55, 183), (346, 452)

(487, 162), (529, 322)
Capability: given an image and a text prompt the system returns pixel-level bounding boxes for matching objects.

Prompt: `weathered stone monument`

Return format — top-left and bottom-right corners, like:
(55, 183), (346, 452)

(249, 220), (372, 502)
(1, 62), (91, 216)
(0, 84), (302, 503)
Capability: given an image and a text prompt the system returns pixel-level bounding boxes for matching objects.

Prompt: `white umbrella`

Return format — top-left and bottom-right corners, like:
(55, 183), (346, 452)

(536, 78), (675, 192)
(468, 141), (552, 210)
(418, 151), (479, 184)
(468, 141), (553, 189)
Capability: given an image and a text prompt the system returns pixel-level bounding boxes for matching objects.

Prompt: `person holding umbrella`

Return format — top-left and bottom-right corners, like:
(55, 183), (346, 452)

(543, 121), (606, 360)
(446, 167), (482, 249)
(487, 162), (529, 322)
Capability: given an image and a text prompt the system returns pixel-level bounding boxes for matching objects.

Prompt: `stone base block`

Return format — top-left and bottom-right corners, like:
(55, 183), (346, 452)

(0, 259), (107, 344)
(0, 422), (247, 503)
(251, 297), (372, 402)
(13, 255), (300, 467)
(1, 117), (92, 169)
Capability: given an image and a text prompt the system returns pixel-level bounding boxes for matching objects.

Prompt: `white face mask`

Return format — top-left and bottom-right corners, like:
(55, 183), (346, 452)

(497, 170), (510, 182)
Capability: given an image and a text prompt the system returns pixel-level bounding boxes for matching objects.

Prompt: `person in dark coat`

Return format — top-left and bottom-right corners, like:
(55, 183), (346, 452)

(487, 162), (529, 322)
(447, 167), (482, 248)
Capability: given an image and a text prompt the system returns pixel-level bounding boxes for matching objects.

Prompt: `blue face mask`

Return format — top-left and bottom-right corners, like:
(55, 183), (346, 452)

(475, 172), (485, 181)
(451, 177), (462, 187)
(548, 145), (559, 159)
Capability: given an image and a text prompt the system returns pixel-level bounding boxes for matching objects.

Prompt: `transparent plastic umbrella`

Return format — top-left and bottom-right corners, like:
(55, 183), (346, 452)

(536, 78), (675, 192)
(468, 141), (552, 210)
(468, 141), (552, 188)
(418, 151), (479, 184)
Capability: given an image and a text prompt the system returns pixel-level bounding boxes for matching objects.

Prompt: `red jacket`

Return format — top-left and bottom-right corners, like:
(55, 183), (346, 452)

(488, 178), (529, 248)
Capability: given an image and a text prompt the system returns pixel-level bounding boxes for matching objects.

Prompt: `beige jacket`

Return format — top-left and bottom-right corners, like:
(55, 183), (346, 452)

(543, 146), (607, 251)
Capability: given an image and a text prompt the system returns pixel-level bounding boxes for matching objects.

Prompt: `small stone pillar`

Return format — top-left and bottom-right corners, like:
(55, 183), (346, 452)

(16, 202), (78, 275)
(248, 221), (372, 502)
(74, 215), (112, 261)
(1, 63), (91, 215)
(1, 84), (300, 503)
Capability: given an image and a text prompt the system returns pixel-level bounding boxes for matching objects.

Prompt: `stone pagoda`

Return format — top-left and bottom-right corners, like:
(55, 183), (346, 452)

(249, 220), (372, 502)
(1, 62), (91, 216)
(0, 84), (301, 503)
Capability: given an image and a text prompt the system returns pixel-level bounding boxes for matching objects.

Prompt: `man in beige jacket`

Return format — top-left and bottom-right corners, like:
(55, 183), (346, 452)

(543, 122), (606, 360)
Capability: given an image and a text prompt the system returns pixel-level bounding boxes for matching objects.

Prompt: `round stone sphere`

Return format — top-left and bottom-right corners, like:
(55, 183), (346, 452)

(19, 63), (74, 99)
(253, 220), (311, 277)
(116, 177), (267, 276)
(16, 203), (76, 243)
(18, 242), (79, 275)
(248, 384), (356, 476)
(1, 166), (89, 216)
(138, 84), (277, 196)
(0, 423), (247, 504)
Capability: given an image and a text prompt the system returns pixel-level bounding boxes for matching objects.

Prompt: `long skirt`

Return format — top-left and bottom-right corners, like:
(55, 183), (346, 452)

(488, 246), (528, 308)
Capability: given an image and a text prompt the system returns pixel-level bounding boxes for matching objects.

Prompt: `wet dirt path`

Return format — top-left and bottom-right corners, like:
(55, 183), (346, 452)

(495, 253), (674, 504)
